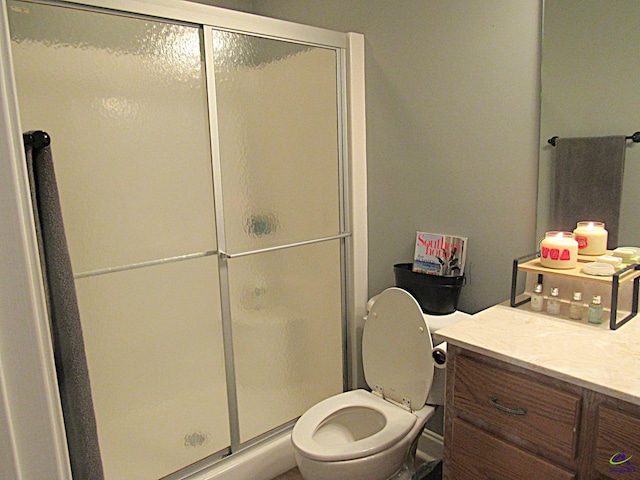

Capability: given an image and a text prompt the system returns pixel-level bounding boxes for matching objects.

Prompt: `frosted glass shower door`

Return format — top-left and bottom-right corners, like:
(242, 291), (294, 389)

(9, 3), (229, 480)
(211, 30), (345, 443)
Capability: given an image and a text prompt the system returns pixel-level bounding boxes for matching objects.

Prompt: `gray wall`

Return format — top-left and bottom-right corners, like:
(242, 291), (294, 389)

(192, 0), (543, 313)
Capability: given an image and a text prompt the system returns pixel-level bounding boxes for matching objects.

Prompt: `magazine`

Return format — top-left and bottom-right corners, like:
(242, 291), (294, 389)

(412, 231), (467, 276)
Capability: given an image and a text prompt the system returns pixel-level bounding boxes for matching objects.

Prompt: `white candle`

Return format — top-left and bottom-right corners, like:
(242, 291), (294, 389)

(540, 231), (579, 269)
(573, 221), (608, 256)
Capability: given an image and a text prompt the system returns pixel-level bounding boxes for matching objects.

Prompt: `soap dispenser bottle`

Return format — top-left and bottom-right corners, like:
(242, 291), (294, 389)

(588, 295), (604, 324)
(546, 287), (561, 315)
(530, 283), (544, 312)
(568, 292), (583, 320)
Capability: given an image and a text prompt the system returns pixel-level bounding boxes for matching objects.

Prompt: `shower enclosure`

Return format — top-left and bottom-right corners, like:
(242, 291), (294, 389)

(4, 1), (366, 479)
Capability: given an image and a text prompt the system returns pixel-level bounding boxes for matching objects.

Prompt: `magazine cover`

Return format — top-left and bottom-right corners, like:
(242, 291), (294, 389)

(412, 232), (467, 276)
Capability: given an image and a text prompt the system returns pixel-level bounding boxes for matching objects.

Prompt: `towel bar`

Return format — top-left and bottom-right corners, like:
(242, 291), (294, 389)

(548, 131), (640, 146)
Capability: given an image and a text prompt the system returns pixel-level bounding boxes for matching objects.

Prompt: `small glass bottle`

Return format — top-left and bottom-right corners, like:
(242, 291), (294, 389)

(530, 283), (544, 311)
(588, 295), (604, 324)
(546, 287), (561, 315)
(568, 291), (583, 320)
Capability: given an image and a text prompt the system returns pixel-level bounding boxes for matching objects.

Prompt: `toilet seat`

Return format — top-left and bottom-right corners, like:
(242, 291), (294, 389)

(363, 287), (435, 410)
(292, 389), (417, 462)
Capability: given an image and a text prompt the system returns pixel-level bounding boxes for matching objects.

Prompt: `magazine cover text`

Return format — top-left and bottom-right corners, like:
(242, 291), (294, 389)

(413, 232), (467, 276)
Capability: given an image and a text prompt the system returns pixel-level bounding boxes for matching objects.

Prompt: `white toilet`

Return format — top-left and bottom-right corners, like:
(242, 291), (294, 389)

(291, 287), (466, 480)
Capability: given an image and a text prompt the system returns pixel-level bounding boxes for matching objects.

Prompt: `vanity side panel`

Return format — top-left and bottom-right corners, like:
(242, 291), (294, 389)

(442, 344), (459, 480)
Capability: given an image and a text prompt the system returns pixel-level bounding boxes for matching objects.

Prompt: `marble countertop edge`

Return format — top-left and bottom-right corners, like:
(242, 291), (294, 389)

(435, 304), (640, 406)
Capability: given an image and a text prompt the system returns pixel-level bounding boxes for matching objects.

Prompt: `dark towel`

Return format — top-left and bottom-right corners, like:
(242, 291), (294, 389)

(552, 136), (626, 249)
(25, 134), (105, 480)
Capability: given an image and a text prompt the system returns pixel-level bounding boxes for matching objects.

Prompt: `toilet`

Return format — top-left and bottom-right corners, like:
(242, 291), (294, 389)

(291, 287), (467, 480)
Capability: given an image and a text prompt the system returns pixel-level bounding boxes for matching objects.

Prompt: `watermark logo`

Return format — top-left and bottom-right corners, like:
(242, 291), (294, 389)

(610, 453), (636, 473)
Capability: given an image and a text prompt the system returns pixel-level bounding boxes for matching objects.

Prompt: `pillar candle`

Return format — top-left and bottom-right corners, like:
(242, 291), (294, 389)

(573, 221), (608, 256)
(540, 231), (579, 269)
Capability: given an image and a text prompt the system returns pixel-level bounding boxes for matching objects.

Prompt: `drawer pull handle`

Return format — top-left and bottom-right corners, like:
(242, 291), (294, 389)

(489, 397), (527, 416)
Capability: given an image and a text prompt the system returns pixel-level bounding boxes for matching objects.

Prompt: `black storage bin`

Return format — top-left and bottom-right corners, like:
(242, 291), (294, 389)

(393, 263), (464, 315)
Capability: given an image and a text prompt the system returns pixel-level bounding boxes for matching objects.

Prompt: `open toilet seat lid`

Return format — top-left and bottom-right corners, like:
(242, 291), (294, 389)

(363, 287), (435, 410)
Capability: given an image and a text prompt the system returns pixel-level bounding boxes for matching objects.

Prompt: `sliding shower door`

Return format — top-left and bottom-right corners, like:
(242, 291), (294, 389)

(9, 3), (229, 479)
(9, 1), (349, 478)
(209, 30), (345, 444)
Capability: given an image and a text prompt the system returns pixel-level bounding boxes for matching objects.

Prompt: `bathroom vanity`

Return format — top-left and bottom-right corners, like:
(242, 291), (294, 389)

(436, 305), (640, 480)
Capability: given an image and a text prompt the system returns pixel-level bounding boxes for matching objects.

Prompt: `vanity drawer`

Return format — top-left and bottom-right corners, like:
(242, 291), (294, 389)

(592, 405), (640, 479)
(449, 418), (575, 480)
(452, 354), (581, 461)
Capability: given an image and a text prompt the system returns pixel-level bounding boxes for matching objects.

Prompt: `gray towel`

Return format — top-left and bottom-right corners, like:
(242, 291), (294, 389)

(552, 135), (626, 249)
(25, 135), (105, 480)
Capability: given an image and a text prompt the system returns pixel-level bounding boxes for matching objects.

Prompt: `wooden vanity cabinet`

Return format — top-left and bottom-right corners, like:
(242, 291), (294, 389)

(443, 345), (640, 480)
(448, 418), (575, 480)
(589, 395), (640, 479)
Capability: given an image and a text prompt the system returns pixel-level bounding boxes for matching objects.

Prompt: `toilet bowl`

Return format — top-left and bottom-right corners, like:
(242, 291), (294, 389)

(293, 390), (434, 480)
(292, 287), (461, 480)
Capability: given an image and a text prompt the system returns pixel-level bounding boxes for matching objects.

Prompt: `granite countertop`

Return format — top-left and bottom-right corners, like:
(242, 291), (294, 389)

(434, 304), (640, 406)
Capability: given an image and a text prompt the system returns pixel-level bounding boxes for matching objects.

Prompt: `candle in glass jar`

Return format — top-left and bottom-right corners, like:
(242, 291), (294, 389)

(540, 231), (579, 269)
(573, 221), (608, 255)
